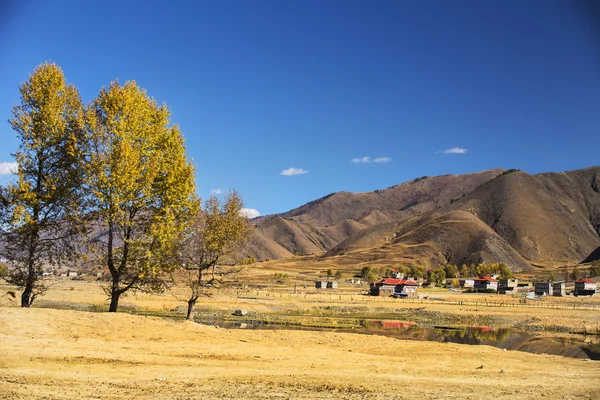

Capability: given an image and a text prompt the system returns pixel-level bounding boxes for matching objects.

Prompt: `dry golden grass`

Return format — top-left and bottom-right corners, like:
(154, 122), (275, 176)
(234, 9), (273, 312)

(1, 307), (600, 400)
(2, 279), (600, 399)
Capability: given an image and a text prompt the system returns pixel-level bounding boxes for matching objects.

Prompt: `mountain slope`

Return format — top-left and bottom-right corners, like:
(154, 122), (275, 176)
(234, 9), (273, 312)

(247, 169), (503, 260)
(248, 166), (600, 270)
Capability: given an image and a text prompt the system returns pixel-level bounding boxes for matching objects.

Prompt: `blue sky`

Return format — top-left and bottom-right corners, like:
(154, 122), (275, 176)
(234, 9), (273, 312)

(0, 1), (599, 216)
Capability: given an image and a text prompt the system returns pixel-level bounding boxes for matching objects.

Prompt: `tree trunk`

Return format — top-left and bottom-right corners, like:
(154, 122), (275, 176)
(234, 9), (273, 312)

(109, 284), (121, 312)
(21, 285), (33, 308)
(186, 297), (198, 321)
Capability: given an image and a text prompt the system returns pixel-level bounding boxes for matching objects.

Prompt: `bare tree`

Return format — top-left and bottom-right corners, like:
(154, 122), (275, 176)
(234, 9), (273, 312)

(176, 191), (254, 320)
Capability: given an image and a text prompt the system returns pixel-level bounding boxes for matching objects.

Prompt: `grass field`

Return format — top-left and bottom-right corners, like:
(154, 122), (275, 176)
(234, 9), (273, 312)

(1, 278), (600, 399)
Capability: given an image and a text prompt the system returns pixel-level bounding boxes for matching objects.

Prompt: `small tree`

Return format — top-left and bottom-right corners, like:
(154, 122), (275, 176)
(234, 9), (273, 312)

(549, 272), (555, 282)
(498, 263), (512, 279)
(571, 266), (579, 281)
(0, 63), (86, 307)
(326, 269), (334, 278)
(589, 260), (600, 277)
(360, 265), (372, 280)
(84, 80), (197, 312)
(334, 270), (343, 280)
(176, 191), (253, 320)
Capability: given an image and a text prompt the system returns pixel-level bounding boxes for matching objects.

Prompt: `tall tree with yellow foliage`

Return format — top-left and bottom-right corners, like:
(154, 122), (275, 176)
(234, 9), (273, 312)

(85, 80), (198, 312)
(176, 191), (254, 320)
(0, 62), (86, 307)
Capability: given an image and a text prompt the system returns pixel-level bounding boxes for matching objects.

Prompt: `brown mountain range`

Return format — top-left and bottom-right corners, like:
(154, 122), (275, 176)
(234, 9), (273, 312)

(248, 167), (600, 271)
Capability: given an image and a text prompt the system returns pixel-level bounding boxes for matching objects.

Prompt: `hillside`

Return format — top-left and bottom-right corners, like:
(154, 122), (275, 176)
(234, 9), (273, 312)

(249, 167), (600, 270)
(248, 169), (503, 260)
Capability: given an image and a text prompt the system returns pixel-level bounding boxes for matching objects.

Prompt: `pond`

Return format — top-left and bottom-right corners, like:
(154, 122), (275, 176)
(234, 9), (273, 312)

(198, 319), (600, 360)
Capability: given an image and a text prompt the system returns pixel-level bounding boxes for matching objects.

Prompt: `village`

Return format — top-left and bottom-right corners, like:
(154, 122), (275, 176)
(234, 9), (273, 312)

(314, 269), (599, 298)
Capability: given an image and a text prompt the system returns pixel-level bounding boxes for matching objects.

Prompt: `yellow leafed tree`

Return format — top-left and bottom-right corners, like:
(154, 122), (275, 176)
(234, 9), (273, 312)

(0, 62), (86, 307)
(176, 191), (254, 320)
(85, 80), (198, 312)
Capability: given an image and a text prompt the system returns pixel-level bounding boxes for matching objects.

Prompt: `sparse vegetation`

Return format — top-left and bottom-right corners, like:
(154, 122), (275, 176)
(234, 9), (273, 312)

(497, 169), (521, 177)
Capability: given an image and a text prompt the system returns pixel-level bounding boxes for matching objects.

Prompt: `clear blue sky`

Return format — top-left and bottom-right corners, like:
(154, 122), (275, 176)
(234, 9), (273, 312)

(0, 0), (599, 216)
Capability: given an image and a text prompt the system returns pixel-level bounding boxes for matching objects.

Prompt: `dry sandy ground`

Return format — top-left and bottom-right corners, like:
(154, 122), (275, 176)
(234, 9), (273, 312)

(1, 307), (599, 400)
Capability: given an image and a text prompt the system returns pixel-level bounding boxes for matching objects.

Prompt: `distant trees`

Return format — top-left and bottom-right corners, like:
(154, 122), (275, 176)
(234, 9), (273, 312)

(84, 80), (198, 312)
(443, 262), (512, 279)
(0, 63), (87, 307)
(360, 266), (376, 282)
(175, 191), (253, 320)
(589, 260), (600, 277)
(571, 266), (579, 281)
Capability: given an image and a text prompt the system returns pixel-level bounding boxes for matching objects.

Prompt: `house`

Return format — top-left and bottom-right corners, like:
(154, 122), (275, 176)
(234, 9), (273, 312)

(315, 280), (338, 289)
(534, 282), (553, 296)
(473, 276), (498, 291)
(370, 278), (418, 297)
(574, 278), (597, 296)
(459, 279), (475, 289)
(498, 278), (518, 294)
(552, 281), (565, 297)
(315, 281), (328, 289)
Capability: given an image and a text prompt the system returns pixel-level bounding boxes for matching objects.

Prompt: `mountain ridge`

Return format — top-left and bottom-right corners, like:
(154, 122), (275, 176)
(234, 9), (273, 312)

(248, 166), (600, 270)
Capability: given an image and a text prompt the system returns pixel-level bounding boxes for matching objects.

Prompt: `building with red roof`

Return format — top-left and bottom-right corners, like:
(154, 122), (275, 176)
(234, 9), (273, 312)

(574, 278), (597, 296)
(473, 276), (498, 292)
(370, 278), (418, 297)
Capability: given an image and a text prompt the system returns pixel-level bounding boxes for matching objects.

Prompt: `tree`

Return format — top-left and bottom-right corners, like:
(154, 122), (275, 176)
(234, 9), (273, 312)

(334, 270), (343, 280)
(549, 272), (555, 282)
(0, 63), (86, 307)
(176, 191), (253, 320)
(589, 260), (600, 277)
(360, 266), (372, 280)
(571, 266), (579, 281)
(498, 263), (512, 279)
(84, 80), (198, 312)
(326, 269), (333, 278)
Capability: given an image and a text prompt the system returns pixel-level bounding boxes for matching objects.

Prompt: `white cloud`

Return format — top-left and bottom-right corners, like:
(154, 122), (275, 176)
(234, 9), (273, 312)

(351, 156), (392, 163)
(441, 147), (468, 154)
(209, 189), (224, 195)
(0, 162), (18, 175)
(241, 208), (261, 218)
(281, 167), (309, 176)
(373, 157), (392, 163)
(351, 156), (371, 163)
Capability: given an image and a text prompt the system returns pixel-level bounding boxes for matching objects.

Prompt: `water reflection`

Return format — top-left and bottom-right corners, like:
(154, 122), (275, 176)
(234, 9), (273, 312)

(198, 319), (600, 360)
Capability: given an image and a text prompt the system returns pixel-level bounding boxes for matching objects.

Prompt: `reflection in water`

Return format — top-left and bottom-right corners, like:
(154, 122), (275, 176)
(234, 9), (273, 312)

(199, 318), (600, 360)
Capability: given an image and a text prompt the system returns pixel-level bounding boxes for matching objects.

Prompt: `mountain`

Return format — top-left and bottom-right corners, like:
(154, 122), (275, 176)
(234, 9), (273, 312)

(248, 169), (503, 260)
(248, 167), (600, 271)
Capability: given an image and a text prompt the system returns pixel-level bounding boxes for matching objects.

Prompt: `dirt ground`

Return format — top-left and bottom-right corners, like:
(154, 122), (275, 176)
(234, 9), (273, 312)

(1, 306), (599, 400)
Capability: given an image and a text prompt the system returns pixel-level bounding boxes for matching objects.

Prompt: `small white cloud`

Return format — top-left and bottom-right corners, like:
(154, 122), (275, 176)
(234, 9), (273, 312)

(373, 157), (392, 163)
(351, 156), (371, 163)
(281, 167), (309, 176)
(209, 189), (223, 195)
(441, 147), (468, 154)
(351, 156), (392, 163)
(241, 208), (261, 218)
(0, 162), (18, 175)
